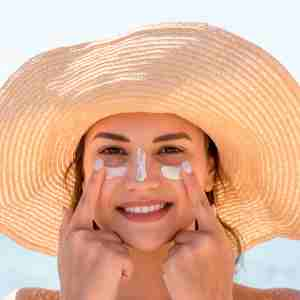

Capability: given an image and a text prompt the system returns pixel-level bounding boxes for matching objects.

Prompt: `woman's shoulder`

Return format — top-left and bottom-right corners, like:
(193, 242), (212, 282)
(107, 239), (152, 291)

(8, 284), (300, 300)
(14, 288), (59, 300)
(233, 283), (300, 300)
(2, 289), (19, 300)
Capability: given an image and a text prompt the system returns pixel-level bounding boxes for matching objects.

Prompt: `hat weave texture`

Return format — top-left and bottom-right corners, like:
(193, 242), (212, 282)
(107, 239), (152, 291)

(0, 22), (299, 256)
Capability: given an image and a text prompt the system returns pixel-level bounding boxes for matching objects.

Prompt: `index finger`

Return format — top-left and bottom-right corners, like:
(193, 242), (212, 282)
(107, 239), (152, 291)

(70, 159), (106, 232)
(180, 168), (215, 233)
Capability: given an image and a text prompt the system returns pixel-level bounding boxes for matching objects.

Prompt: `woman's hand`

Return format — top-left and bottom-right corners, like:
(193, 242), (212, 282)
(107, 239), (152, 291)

(57, 166), (134, 300)
(161, 169), (236, 300)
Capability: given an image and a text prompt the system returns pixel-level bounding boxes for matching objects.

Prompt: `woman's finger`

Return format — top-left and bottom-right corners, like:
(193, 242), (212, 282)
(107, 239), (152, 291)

(181, 169), (215, 233)
(69, 162), (106, 232)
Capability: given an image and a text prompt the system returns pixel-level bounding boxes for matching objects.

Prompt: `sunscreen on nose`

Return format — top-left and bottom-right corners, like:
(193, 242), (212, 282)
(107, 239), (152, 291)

(136, 147), (147, 182)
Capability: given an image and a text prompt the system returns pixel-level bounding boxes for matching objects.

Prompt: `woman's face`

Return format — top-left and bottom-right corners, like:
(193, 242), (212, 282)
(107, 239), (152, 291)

(83, 112), (215, 251)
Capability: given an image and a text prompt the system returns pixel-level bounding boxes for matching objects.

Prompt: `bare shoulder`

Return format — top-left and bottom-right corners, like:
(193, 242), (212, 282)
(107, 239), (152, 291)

(233, 283), (300, 300)
(14, 284), (300, 300)
(15, 288), (59, 300)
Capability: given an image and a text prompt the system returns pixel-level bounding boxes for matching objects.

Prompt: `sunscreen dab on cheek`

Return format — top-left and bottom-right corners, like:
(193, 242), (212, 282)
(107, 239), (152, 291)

(94, 159), (128, 179)
(94, 157), (192, 181)
(94, 147), (148, 181)
(106, 165), (128, 179)
(161, 160), (192, 180)
(161, 164), (181, 180)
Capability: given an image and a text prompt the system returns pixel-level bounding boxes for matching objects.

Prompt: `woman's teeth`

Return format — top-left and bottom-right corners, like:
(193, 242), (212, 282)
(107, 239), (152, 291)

(123, 203), (168, 214)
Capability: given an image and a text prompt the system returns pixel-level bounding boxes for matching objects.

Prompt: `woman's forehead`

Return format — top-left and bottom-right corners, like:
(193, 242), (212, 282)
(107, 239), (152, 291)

(84, 114), (207, 147)
(87, 112), (204, 137)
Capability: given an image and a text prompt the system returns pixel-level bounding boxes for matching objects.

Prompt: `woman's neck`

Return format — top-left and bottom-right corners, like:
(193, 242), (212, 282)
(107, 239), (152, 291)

(116, 241), (175, 299)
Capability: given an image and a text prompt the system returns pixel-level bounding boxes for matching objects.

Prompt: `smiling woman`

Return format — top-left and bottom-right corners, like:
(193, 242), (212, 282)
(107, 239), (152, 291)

(63, 112), (244, 263)
(61, 112), (246, 299)
(0, 21), (300, 300)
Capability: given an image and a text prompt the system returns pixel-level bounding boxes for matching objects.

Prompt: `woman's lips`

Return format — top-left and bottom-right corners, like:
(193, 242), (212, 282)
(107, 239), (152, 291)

(117, 203), (174, 223)
(118, 199), (173, 208)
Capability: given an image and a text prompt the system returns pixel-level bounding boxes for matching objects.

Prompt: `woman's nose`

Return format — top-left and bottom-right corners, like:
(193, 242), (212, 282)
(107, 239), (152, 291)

(124, 165), (161, 191)
(124, 152), (160, 191)
(125, 176), (160, 191)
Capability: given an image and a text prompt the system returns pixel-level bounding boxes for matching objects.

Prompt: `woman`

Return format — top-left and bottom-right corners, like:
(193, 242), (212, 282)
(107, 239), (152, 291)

(1, 22), (300, 300)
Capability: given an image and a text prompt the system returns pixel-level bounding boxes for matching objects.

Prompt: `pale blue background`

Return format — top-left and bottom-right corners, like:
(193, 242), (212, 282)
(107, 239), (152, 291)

(1, 0), (300, 298)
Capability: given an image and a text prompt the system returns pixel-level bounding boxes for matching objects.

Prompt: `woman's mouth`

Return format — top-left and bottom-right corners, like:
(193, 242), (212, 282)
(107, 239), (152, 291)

(116, 202), (174, 223)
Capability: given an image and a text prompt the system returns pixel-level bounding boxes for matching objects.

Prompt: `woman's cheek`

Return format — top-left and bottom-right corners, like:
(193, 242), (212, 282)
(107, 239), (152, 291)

(94, 178), (122, 216)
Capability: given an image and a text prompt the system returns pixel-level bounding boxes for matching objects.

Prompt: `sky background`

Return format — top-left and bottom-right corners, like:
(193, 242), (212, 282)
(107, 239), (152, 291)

(1, 0), (300, 298)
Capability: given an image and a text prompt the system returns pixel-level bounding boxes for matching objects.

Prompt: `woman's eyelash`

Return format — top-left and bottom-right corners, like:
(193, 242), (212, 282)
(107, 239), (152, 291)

(98, 146), (184, 155)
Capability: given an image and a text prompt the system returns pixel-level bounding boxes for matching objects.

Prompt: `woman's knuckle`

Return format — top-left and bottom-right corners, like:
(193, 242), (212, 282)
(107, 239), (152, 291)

(179, 245), (192, 259)
(162, 259), (174, 274)
(69, 229), (89, 245)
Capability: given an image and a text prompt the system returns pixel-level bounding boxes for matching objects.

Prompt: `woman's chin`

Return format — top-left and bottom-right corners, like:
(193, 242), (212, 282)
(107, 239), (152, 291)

(123, 237), (175, 253)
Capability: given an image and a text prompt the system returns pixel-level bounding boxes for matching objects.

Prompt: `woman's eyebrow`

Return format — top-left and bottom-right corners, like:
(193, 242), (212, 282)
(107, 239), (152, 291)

(92, 132), (192, 143)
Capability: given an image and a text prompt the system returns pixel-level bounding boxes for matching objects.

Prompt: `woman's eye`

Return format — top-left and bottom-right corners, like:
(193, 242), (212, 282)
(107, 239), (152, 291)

(100, 147), (127, 155)
(98, 146), (183, 155)
(159, 146), (183, 154)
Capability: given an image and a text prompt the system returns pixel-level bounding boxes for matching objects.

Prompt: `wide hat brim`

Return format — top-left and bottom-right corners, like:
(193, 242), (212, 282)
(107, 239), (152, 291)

(0, 22), (299, 257)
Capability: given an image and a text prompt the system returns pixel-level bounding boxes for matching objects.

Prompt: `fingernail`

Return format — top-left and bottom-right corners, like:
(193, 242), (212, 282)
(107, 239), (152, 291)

(92, 219), (101, 230)
(195, 219), (199, 231)
(94, 159), (104, 172)
(181, 160), (193, 174)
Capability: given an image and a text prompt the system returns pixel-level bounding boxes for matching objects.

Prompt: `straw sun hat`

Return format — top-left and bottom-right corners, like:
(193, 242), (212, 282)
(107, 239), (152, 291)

(0, 22), (299, 257)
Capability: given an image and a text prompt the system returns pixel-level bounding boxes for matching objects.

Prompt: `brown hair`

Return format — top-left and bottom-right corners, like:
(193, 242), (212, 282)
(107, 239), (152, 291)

(63, 131), (245, 269)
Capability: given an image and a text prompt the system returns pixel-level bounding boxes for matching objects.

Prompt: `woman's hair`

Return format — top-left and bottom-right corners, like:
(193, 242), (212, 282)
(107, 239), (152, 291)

(63, 130), (245, 269)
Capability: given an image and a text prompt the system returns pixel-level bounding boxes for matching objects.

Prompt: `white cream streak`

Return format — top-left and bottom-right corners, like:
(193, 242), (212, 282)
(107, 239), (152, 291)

(136, 147), (147, 181)
(96, 151), (192, 181)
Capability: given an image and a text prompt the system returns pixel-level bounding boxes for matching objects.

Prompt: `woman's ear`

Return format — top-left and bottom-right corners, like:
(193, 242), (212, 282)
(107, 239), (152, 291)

(204, 156), (216, 193)
(211, 203), (217, 216)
